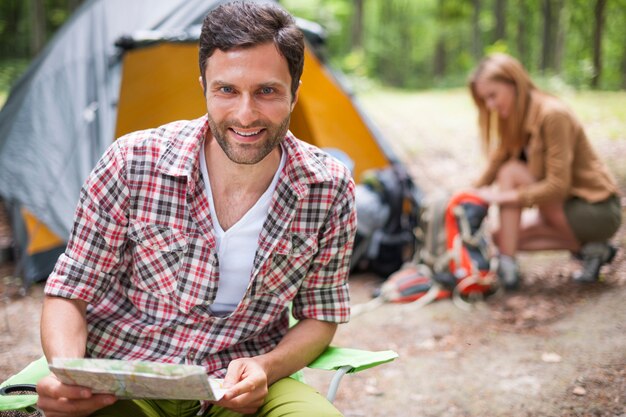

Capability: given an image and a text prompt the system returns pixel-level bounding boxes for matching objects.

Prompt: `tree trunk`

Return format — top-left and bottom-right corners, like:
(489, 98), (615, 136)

(376, 0), (395, 84)
(494, 0), (506, 41)
(433, 37), (446, 78)
(0, 1), (22, 56)
(622, 45), (626, 90)
(433, 0), (447, 78)
(472, 0), (482, 59)
(29, 0), (46, 57)
(67, 0), (82, 12)
(351, 0), (364, 50)
(591, 0), (607, 88)
(540, 0), (553, 73)
(516, 1), (528, 64)
(553, 0), (569, 73)
(553, 0), (566, 74)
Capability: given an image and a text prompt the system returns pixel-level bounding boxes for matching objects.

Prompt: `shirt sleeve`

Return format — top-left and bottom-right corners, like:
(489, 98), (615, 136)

(45, 140), (130, 304)
(291, 176), (357, 324)
(518, 112), (574, 207)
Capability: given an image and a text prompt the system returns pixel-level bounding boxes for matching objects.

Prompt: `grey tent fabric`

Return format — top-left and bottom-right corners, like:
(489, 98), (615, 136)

(0, 0), (223, 240)
(0, 0), (253, 282)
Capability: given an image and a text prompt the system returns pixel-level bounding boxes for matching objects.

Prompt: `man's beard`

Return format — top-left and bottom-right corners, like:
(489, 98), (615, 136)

(207, 114), (290, 165)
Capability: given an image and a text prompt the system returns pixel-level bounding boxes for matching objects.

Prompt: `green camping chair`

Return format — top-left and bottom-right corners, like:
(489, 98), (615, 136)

(0, 347), (398, 414)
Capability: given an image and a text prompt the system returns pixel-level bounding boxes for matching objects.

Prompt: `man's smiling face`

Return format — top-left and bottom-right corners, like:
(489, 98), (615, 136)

(201, 42), (298, 165)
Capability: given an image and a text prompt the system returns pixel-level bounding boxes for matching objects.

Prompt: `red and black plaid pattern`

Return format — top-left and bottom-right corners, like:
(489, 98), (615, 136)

(45, 115), (356, 377)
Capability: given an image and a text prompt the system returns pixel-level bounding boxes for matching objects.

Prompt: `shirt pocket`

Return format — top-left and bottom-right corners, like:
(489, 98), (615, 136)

(257, 233), (319, 298)
(128, 222), (188, 295)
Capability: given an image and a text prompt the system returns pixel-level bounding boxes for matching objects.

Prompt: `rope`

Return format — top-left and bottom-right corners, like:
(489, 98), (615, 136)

(350, 296), (386, 317)
(350, 277), (442, 318)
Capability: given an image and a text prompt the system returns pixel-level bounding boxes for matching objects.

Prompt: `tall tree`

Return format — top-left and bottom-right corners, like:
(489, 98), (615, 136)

(622, 48), (626, 90)
(373, 0), (395, 84)
(591, 0), (607, 88)
(67, 0), (82, 13)
(433, 38), (447, 78)
(553, 0), (566, 73)
(472, 0), (482, 59)
(541, 0), (552, 72)
(0, 1), (24, 57)
(516, 1), (528, 64)
(351, 0), (364, 50)
(29, 0), (46, 56)
(494, 0), (506, 41)
(433, 0), (447, 78)
(540, 0), (561, 73)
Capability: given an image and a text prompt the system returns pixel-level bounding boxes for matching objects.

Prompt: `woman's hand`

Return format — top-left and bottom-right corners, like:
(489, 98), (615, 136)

(36, 374), (117, 417)
(474, 186), (520, 206)
(214, 357), (269, 414)
(474, 187), (498, 204)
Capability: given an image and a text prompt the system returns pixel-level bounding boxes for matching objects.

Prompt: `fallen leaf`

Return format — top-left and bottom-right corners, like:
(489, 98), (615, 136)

(365, 385), (384, 396)
(541, 352), (562, 363)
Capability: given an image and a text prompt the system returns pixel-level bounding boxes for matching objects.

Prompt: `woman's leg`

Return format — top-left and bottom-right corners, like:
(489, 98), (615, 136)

(493, 160), (580, 254)
(492, 160), (534, 257)
(489, 160), (532, 289)
(517, 202), (581, 252)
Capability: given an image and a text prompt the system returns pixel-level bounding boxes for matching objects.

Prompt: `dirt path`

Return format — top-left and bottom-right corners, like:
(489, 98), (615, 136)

(1, 89), (625, 416)
(306, 262), (626, 417)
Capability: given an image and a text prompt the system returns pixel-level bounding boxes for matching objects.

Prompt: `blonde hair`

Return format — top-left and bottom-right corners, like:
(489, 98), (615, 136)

(469, 53), (537, 155)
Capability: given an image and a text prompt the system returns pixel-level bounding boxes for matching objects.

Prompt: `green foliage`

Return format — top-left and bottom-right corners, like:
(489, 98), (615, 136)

(601, 0), (626, 89)
(1, 0), (624, 91)
(48, 6), (72, 28)
(283, 0), (626, 91)
(0, 58), (29, 105)
(0, 0), (30, 58)
(281, 0), (353, 57)
(0, 0), (82, 59)
(484, 40), (509, 55)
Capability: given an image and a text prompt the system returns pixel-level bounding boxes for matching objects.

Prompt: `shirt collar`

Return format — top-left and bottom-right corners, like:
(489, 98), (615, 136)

(155, 115), (333, 198)
(280, 131), (334, 198)
(156, 115), (208, 191)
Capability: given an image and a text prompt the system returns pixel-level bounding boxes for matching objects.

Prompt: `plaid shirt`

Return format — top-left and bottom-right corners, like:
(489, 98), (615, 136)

(45, 115), (356, 378)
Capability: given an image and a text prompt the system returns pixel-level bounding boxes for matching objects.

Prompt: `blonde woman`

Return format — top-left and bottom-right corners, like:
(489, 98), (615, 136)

(469, 53), (621, 289)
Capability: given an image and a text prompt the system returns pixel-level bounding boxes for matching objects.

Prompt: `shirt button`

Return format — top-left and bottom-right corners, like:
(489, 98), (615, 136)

(188, 352), (195, 361)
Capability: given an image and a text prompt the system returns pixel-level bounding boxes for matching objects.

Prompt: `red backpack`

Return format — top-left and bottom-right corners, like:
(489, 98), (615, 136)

(375, 191), (496, 304)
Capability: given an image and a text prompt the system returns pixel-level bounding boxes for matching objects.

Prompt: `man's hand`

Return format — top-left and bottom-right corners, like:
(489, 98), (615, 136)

(213, 319), (336, 414)
(214, 357), (269, 414)
(36, 374), (117, 417)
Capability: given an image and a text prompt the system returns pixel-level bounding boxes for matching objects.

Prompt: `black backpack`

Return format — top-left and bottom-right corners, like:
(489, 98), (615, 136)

(351, 165), (423, 278)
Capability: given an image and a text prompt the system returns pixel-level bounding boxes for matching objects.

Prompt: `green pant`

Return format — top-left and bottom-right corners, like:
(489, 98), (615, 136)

(564, 194), (622, 243)
(91, 378), (343, 417)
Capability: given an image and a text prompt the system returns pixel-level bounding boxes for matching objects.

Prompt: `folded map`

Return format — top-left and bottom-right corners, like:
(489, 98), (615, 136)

(49, 358), (227, 401)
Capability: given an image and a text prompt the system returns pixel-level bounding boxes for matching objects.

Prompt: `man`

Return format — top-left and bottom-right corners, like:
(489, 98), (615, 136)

(35, 2), (356, 416)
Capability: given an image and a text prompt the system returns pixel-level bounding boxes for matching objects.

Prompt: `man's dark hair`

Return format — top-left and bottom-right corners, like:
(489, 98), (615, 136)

(199, 1), (304, 99)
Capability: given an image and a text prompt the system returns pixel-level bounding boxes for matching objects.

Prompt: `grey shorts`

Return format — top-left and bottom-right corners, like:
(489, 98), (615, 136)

(564, 194), (622, 243)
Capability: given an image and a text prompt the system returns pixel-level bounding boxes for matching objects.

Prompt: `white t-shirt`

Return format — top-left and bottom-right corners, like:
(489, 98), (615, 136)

(199, 146), (286, 315)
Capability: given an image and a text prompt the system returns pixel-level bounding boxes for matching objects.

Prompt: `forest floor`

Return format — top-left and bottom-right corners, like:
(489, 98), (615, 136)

(1, 89), (625, 416)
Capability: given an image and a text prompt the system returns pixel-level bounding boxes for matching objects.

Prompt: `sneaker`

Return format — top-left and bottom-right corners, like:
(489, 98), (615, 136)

(572, 242), (618, 283)
(497, 255), (521, 290)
